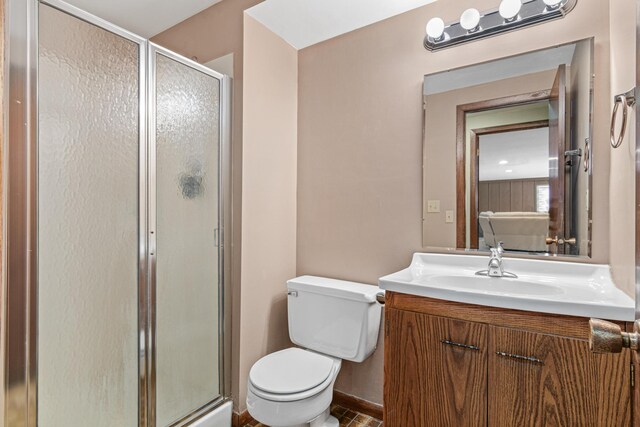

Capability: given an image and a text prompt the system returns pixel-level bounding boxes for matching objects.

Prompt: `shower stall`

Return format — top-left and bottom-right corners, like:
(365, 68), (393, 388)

(4, 0), (232, 425)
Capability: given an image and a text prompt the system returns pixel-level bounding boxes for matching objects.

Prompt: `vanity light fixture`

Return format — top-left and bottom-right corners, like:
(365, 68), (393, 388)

(424, 0), (577, 51)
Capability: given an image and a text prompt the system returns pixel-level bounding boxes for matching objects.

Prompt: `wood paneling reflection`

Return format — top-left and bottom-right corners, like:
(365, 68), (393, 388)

(479, 178), (548, 213)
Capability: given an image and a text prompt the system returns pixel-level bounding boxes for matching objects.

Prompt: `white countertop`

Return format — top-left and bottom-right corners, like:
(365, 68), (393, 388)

(379, 253), (635, 321)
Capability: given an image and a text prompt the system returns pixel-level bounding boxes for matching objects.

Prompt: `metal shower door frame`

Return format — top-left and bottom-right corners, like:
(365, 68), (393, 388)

(3, 0), (232, 425)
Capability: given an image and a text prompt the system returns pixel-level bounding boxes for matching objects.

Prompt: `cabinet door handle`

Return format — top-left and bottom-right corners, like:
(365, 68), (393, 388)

(441, 339), (480, 351)
(496, 351), (544, 364)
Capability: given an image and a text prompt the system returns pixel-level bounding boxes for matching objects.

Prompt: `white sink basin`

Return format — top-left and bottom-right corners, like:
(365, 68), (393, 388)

(379, 253), (635, 321)
(431, 275), (565, 296)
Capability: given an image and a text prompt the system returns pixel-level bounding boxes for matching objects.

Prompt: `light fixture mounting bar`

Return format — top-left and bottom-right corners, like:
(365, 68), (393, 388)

(424, 0), (577, 52)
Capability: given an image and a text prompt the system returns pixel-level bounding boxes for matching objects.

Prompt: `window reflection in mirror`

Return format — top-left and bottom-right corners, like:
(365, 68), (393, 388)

(422, 38), (593, 258)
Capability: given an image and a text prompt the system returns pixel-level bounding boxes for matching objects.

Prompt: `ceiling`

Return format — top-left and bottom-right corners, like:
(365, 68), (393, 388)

(247, 0), (438, 50)
(62, 0), (437, 46)
(63, 0), (223, 38)
(479, 128), (549, 182)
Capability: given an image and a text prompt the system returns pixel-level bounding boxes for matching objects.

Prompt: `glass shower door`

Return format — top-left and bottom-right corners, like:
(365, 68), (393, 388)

(151, 47), (224, 426)
(14, 3), (229, 426)
(37, 3), (142, 426)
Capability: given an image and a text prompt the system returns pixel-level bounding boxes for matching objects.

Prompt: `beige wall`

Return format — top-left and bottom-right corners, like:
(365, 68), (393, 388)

(297, 0), (613, 404)
(239, 15), (298, 412)
(609, 0), (636, 297)
(151, 0), (263, 408)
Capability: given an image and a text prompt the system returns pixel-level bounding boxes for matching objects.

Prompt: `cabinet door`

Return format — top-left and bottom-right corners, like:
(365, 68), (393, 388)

(488, 326), (631, 426)
(384, 308), (487, 427)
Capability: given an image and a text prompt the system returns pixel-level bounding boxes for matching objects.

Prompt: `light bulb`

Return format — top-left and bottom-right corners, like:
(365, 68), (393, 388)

(505, 169), (513, 173)
(426, 17), (445, 40)
(460, 8), (481, 31)
(543, 0), (563, 7)
(498, 160), (508, 165)
(499, 0), (522, 20)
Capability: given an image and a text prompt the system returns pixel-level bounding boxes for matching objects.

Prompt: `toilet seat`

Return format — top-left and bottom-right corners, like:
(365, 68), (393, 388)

(248, 348), (340, 402)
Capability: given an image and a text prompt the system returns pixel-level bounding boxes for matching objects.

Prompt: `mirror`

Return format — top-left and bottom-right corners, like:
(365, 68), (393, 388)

(423, 38), (593, 257)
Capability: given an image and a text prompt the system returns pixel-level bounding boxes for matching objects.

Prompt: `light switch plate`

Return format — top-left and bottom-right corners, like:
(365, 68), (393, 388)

(427, 200), (440, 213)
(445, 210), (454, 223)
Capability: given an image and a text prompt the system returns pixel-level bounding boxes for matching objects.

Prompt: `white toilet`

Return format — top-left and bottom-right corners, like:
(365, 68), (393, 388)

(246, 275), (383, 427)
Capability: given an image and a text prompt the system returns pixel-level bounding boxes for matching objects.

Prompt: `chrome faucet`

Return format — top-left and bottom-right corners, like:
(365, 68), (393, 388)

(488, 244), (504, 277)
(476, 242), (517, 278)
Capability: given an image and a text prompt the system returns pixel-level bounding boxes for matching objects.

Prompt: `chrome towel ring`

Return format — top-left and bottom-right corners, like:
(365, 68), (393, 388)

(610, 88), (637, 148)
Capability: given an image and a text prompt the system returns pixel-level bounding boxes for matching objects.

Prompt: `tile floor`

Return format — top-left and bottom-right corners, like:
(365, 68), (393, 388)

(243, 404), (383, 427)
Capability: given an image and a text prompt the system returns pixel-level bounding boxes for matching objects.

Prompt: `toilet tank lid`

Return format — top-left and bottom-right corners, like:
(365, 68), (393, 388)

(287, 275), (380, 303)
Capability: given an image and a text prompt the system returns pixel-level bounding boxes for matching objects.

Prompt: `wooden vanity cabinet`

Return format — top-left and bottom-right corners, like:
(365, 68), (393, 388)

(489, 326), (631, 426)
(384, 308), (487, 426)
(384, 292), (632, 427)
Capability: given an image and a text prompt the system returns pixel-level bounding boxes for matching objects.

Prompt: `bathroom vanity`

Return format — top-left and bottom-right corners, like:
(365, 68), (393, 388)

(382, 292), (632, 426)
(392, 19), (640, 425)
(380, 253), (636, 426)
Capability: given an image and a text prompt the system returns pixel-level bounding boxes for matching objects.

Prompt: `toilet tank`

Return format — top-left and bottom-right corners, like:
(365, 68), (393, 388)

(287, 276), (383, 362)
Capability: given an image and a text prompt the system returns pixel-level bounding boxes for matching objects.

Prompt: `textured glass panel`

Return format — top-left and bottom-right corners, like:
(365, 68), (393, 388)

(155, 54), (220, 425)
(37, 5), (139, 426)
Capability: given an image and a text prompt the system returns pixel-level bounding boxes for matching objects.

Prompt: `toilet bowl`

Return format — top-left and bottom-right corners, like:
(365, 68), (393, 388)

(246, 276), (383, 427)
(247, 348), (342, 427)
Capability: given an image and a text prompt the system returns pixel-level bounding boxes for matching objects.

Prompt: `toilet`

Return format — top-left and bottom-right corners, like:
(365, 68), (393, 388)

(246, 275), (383, 427)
